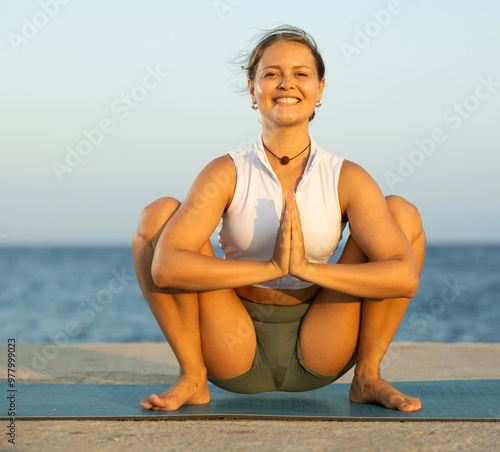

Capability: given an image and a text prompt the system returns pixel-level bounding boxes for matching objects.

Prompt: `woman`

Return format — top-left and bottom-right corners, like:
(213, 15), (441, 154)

(133, 25), (425, 412)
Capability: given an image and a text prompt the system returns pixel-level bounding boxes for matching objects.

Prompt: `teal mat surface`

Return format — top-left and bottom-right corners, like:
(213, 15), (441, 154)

(2, 380), (499, 421)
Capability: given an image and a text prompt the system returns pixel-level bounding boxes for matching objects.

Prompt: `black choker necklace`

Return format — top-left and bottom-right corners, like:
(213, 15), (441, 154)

(262, 141), (311, 165)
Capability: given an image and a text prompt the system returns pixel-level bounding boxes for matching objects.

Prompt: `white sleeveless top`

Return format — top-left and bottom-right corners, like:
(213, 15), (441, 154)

(217, 135), (346, 290)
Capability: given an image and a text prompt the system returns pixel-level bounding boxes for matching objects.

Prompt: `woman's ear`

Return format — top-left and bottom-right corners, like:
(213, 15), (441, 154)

(248, 78), (256, 102)
(318, 77), (325, 99)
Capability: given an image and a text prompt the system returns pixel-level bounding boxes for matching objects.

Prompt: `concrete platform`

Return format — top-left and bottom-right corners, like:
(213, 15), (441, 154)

(1, 342), (499, 451)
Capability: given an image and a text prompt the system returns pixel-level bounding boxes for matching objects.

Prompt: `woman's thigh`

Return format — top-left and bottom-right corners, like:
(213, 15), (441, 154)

(298, 195), (424, 376)
(196, 241), (257, 380)
(136, 196), (257, 381)
(298, 236), (365, 376)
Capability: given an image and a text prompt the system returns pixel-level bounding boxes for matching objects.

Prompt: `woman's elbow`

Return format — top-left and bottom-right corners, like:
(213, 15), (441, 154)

(402, 271), (419, 299)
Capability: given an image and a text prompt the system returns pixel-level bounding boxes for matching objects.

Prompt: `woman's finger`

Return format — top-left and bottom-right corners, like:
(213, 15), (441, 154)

(279, 191), (291, 230)
(270, 192), (292, 277)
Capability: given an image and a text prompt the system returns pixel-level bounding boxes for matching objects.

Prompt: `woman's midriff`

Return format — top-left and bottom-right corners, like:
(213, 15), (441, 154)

(235, 284), (320, 306)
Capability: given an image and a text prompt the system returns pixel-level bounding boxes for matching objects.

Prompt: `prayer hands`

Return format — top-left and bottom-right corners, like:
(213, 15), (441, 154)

(270, 191), (309, 280)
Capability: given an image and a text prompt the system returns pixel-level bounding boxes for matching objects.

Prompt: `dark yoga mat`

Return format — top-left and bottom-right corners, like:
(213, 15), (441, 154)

(2, 380), (499, 421)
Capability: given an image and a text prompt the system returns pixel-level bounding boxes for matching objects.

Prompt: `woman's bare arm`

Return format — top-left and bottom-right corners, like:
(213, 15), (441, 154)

(151, 155), (284, 290)
(289, 161), (419, 299)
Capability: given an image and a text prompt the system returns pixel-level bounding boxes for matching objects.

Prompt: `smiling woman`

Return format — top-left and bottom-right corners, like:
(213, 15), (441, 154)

(132, 25), (426, 413)
(248, 40), (324, 139)
(242, 26), (325, 123)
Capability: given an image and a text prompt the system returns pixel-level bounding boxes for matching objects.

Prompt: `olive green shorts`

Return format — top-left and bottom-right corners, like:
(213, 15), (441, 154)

(207, 297), (349, 394)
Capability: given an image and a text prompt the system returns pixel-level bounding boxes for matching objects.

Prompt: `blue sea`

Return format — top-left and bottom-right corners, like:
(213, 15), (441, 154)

(1, 244), (499, 344)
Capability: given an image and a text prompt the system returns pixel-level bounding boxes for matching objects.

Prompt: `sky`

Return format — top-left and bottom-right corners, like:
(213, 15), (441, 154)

(1, 0), (500, 245)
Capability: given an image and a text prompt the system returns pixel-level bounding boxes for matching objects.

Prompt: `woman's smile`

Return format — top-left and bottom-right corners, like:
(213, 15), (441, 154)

(274, 96), (301, 105)
(249, 40), (324, 127)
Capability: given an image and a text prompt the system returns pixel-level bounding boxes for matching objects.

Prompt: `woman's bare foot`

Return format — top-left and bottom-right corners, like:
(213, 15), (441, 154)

(140, 374), (210, 411)
(349, 374), (422, 412)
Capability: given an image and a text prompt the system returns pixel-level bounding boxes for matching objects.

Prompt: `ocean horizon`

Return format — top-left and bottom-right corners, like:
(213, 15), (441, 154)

(1, 243), (499, 345)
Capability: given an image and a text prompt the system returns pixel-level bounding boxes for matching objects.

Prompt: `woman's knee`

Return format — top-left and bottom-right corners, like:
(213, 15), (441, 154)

(385, 195), (424, 242)
(134, 197), (181, 245)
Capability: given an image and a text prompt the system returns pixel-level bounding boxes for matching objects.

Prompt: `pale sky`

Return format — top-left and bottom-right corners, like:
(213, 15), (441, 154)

(1, 0), (499, 245)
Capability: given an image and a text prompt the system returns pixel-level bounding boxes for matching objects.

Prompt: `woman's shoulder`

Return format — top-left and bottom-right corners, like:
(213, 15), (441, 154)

(340, 158), (361, 172)
(201, 154), (236, 180)
(339, 158), (373, 176)
(338, 159), (382, 196)
(188, 155), (237, 208)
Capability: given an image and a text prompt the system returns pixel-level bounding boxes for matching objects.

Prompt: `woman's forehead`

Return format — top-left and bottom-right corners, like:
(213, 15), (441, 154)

(259, 41), (316, 66)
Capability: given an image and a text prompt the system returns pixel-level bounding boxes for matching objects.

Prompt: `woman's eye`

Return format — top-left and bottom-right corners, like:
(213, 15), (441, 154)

(264, 72), (277, 77)
(297, 72), (308, 77)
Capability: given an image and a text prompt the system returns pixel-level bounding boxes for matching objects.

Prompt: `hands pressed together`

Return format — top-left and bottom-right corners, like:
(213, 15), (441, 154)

(270, 191), (310, 280)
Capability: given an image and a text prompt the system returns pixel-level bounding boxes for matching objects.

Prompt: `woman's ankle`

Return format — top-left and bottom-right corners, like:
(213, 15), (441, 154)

(179, 366), (208, 380)
(353, 359), (381, 380)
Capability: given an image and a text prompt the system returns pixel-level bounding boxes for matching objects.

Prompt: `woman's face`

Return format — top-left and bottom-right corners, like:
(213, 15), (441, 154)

(249, 41), (325, 129)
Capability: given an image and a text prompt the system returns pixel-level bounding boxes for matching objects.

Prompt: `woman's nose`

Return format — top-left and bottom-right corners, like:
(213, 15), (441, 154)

(278, 74), (294, 90)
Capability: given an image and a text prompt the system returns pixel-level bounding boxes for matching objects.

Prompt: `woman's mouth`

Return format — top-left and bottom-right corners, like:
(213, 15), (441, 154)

(274, 97), (301, 104)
